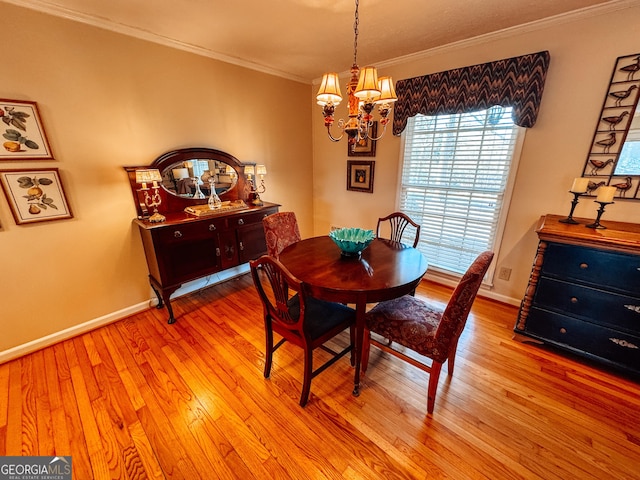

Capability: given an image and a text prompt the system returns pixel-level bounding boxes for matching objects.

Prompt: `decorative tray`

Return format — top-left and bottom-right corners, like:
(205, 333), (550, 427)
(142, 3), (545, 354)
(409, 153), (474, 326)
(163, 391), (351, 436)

(184, 200), (248, 217)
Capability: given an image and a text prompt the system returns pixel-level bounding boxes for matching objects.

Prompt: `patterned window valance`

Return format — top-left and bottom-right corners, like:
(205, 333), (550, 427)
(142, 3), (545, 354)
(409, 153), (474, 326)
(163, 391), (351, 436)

(393, 51), (551, 135)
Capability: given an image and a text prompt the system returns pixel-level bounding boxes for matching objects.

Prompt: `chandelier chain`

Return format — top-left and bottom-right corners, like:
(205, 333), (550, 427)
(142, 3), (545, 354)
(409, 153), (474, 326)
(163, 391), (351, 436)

(353, 0), (359, 66)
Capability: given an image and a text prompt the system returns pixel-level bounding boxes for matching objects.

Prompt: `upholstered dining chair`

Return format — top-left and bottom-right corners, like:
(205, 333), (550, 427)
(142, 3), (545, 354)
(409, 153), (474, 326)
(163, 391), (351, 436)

(362, 250), (494, 414)
(376, 212), (421, 248)
(263, 211), (302, 258)
(250, 255), (356, 407)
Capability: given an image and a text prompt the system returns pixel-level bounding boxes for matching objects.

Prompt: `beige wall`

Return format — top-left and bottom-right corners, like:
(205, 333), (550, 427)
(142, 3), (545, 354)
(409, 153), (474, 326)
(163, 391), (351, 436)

(3, 2), (640, 358)
(312, 3), (640, 304)
(0, 3), (313, 355)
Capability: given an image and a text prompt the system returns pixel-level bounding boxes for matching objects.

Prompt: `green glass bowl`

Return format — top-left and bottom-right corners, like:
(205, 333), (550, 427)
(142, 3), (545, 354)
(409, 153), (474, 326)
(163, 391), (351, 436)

(329, 227), (375, 257)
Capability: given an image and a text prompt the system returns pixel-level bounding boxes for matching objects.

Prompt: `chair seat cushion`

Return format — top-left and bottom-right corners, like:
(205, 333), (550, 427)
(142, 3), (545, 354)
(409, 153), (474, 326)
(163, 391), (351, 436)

(288, 296), (355, 340)
(366, 295), (446, 358)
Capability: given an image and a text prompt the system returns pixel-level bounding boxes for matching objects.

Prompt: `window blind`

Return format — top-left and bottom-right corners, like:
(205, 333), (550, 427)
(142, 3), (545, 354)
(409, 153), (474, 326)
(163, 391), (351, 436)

(400, 107), (519, 274)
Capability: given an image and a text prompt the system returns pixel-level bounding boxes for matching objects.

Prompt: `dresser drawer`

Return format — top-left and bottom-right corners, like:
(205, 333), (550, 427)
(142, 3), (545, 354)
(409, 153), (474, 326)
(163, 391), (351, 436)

(535, 277), (640, 334)
(526, 307), (640, 370)
(542, 243), (640, 295)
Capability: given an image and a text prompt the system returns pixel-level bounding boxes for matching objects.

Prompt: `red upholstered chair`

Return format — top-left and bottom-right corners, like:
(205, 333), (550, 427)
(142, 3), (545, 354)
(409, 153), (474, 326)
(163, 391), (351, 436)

(250, 255), (356, 407)
(263, 212), (302, 258)
(362, 250), (494, 413)
(376, 212), (421, 248)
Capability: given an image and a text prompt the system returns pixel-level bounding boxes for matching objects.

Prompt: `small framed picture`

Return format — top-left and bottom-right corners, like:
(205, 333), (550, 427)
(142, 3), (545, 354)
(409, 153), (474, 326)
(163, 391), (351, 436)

(347, 160), (375, 193)
(0, 168), (73, 224)
(347, 121), (377, 157)
(0, 99), (54, 160)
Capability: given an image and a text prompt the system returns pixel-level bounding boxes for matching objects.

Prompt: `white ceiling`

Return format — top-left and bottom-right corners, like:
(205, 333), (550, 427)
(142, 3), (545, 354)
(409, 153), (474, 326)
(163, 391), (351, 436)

(6, 0), (626, 83)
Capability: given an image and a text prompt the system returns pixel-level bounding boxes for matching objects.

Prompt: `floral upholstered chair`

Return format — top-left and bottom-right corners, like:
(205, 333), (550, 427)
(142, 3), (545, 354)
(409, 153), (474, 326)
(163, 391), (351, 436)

(362, 250), (494, 414)
(263, 211), (302, 259)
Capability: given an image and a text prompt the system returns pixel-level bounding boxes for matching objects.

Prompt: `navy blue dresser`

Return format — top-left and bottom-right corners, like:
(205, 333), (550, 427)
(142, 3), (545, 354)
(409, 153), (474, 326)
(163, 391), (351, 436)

(515, 214), (640, 377)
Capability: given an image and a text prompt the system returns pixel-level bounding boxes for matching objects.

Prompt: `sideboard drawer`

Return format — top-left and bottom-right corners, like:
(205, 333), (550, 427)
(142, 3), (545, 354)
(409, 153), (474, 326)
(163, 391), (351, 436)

(535, 277), (640, 334)
(542, 243), (640, 295)
(526, 307), (640, 369)
(156, 218), (225, 244)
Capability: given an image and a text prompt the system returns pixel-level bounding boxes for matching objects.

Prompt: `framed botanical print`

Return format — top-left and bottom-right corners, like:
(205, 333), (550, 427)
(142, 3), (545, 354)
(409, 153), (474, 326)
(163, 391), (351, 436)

(0, 99), (54, 160)
(347, 121), (377, 157)
(0, 168), (73, 224)
(347, 160), (375, 193)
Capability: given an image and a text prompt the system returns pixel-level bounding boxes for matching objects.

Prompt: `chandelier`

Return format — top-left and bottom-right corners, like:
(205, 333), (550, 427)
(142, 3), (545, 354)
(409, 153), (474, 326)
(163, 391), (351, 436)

(316, 0), (397, 145)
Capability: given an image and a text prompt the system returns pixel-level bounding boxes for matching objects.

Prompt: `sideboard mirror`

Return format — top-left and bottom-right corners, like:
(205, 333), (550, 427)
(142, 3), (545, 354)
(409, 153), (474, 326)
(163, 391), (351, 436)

(581, 53), (640, 200)
(124, 147), (251, 218)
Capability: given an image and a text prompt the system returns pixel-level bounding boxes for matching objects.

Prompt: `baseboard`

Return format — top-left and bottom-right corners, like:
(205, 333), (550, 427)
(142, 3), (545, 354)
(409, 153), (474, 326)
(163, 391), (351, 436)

(0, 264), (252, 365)
(424, 271), (521, 307)
(0, 301), (150, 365)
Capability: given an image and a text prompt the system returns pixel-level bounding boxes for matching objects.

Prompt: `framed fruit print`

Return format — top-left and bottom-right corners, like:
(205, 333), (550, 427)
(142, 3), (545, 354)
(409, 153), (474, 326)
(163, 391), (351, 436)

(0, 99), (54, 160)
(0, 168), (73, 224)
(347, 160), (375, 193)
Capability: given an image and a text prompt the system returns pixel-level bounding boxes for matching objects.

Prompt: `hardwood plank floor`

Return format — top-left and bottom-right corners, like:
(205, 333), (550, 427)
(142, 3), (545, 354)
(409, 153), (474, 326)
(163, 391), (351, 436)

(1, 274), (639, 479)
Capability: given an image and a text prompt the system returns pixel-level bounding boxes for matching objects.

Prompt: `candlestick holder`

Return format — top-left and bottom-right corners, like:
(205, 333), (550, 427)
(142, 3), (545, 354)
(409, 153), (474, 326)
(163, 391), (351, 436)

(585, 201), (614, 229)
(559, 191), (584, 224)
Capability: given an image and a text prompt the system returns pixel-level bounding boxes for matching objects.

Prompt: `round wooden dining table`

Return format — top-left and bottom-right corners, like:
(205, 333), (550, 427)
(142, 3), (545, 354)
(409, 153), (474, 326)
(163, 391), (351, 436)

(278, 236), (428, 396)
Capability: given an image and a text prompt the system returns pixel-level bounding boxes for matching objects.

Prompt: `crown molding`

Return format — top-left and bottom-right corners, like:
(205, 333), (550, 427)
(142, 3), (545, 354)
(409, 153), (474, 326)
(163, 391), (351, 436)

(376, 0), (638, 71)
(2, 0), (308, 83)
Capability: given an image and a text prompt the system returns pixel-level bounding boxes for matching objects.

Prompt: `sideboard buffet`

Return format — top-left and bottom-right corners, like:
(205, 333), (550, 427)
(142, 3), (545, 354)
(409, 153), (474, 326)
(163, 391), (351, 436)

(125, 147), (279, 323)
(515, 214), (640, 377)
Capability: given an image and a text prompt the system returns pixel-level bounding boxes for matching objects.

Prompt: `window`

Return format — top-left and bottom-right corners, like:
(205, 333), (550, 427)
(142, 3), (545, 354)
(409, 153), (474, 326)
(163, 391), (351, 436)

(399, 106), (523, 277)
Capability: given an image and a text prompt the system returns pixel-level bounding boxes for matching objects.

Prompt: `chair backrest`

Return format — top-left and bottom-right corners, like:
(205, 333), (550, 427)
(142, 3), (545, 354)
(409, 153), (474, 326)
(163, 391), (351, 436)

(436, 251), (494, 347)
(250, 255), (306, 333)
(376, 212), (421, 248)
(263, 212), (302, 258)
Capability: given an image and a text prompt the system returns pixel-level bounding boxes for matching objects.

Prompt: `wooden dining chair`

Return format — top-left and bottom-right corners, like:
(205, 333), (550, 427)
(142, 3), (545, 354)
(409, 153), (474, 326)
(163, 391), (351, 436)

(250, 255), (356, 406)
(263, 211), (302, 258)
(362, 250), (494, 413)
(376, 212), (421, 248)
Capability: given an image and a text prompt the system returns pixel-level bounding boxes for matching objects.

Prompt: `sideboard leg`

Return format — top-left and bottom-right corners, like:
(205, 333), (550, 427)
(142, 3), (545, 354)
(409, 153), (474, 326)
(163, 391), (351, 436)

(149, 280), (164, 309)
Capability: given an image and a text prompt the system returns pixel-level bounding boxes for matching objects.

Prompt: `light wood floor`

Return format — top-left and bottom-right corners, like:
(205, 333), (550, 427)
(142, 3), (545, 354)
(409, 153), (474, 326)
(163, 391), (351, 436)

(1, 275), (639, 479)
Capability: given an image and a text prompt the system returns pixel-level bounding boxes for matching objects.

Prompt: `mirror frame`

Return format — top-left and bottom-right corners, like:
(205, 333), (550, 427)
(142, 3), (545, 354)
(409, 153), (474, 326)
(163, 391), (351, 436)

(124, 147), (251, 218)
(581, 53), (640, 200)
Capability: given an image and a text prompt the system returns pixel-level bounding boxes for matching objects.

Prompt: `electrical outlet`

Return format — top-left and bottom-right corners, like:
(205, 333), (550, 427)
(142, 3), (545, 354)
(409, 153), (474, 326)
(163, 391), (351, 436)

(330, 225), (343, 232)
(498, 267), (512, 281)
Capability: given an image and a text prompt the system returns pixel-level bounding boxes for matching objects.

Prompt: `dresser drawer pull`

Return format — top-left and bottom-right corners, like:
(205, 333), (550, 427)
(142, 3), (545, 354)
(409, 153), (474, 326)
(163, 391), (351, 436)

(216, 248), (221, 257)
(579, 263), (588, 269)
(174, 230), (183, 238)
(559, 327), (567, 334)
(624, 304), (640, 314)
(609, 338), (639, 349)
(209, 224), (216, 231)
(238, 218), (245, 225)
(239, 241), (244, 251)
(570, 297), (578, 304)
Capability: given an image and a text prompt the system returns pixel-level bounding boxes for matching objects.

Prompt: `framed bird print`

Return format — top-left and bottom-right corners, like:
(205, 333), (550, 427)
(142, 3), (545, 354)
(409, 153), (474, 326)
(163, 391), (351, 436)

(581, 53), (640, 200)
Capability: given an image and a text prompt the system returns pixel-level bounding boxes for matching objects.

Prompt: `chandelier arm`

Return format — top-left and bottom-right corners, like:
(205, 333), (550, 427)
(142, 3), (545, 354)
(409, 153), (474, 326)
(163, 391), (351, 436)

(367, 122), (388, 142)
(326, 125), (345, 142)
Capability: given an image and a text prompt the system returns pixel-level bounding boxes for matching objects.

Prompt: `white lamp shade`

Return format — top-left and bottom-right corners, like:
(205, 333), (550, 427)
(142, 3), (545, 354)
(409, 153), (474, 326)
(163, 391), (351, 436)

(376, 76), (397, 103)
(135, 169), (162, 184)
(244, 165), (255, 176)
(354, 66), (381, 100)
(316, 73), (343, 106)
(225, 165), (236, 175)
(256, 164), (267, 176)
(172, 168), (189, 180)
